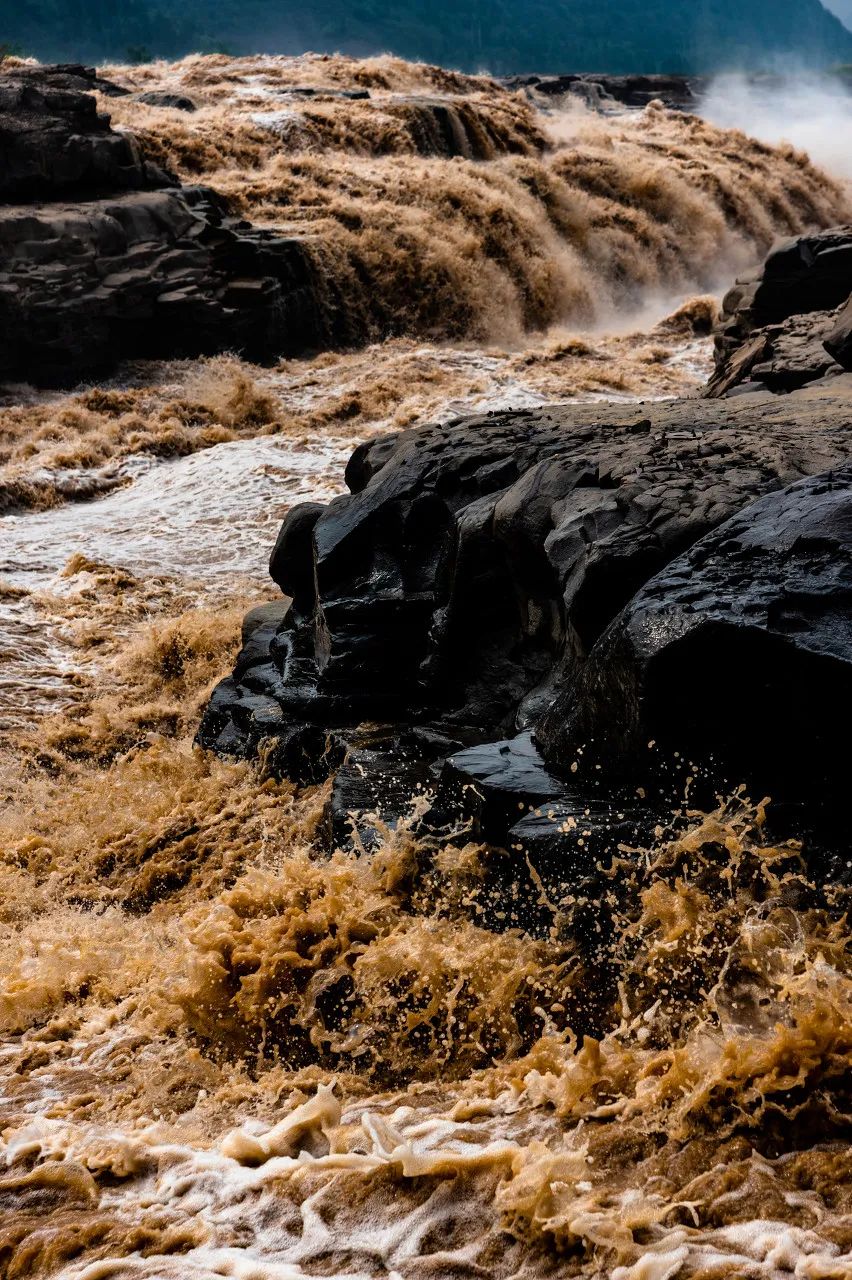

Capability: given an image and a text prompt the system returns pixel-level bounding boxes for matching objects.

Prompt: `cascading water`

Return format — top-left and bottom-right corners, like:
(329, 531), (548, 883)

(1, 51), (851, 1280)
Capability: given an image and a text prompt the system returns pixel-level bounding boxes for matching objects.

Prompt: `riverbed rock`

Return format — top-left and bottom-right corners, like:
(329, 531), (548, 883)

(136, 90), (198, 112)
(0, 62), (348, 385)
(536, 465), (852, 816)
(708, 308), (843, 396)
(825, 296), (852, 371)
(0, 185), (339, 384)
(0, 63), (158, 200)
(428, 732), (568, 844)
(200, 380), (852, 841)
(708, 227), (852, 396)
(503, 73), (703, 111)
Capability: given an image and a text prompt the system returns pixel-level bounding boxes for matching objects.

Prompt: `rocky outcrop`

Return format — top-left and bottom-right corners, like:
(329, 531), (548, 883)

(0, 64), (347, 386)
(708, 227), (852, 396)
(0, 63), (154, 200)
(504, 73), (703, 111)
(0, 187), (334, 384)
(536, 466), (852, 818)
(826, 296), (852, 371)
(199, 381), (852, 846)
(135, 90), (198, 112)
(708, 309), (843, 398)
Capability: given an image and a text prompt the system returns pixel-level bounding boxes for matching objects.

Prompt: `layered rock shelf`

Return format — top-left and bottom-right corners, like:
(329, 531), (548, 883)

(0, 64), (343, 385)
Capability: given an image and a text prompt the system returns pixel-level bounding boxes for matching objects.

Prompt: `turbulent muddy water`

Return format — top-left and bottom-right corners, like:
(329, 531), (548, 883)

(1, 54), (851, 1280)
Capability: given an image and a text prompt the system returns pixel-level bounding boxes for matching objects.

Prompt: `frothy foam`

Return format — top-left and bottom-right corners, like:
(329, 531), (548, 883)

(1, 50), (850, 1280)
(98, 55), (849, 347)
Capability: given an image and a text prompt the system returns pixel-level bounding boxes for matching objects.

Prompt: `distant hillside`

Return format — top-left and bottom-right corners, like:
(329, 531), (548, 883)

(3, 0), (852, 74)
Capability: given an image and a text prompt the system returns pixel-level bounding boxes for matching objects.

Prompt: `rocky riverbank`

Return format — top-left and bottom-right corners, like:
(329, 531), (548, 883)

(2, 53), (852, 1280)
(200, 379), (852, 863)
(0, 63), (336, 385)
(202, 225), (852, 876)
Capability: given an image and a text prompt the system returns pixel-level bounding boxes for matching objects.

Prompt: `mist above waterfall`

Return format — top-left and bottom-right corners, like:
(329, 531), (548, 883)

(702, 72), (852, 181)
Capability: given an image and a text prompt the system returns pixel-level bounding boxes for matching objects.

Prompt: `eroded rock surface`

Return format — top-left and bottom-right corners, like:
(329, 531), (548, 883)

(826, 296), (852, 371)
(0, 63), (154, 200)
(136, 90), (198, 112)
(537, 466), (852, 817)
(0, 63), (341, 385)
(200, 381), (852, 843)
(708, 227), (852, 396)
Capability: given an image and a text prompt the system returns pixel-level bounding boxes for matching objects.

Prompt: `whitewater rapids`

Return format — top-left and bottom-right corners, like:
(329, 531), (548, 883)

(0, 52), (851, 1280)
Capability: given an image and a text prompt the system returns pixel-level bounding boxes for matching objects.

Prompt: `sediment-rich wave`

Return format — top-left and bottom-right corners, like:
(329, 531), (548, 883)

(0, 303), (715, 518)
(2, 52), (851, 1280)
(2, 642), (850, 1276)
(98, 54), (850, 345)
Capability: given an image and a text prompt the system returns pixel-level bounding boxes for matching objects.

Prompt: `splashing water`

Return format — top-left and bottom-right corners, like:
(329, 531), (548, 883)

(1, 52), (851, 1280)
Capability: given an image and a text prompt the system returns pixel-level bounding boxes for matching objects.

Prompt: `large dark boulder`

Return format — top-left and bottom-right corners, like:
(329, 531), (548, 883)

(727, 229), (852, 325)
(536, 466), (852, 814)
(0, 63), (348, 385)
(199, 382), (852, 840)
(708, 227), (852, 397)
(0, 64), (151, 201)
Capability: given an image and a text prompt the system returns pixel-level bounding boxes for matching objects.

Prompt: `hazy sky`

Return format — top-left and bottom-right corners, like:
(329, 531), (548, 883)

(823, 0), (852, 27)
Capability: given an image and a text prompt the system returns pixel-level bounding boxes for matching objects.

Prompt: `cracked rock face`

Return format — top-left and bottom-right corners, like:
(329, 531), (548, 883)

(708, 226), (852, 396)
(536, 466), (852, 813)
(826, 296), (852, 372)
(199, 383), (852, 836)
(0, 64), (337, 386)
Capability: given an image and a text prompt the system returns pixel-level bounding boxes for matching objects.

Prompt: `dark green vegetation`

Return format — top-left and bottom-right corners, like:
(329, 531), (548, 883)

(3, 0), (852, 74)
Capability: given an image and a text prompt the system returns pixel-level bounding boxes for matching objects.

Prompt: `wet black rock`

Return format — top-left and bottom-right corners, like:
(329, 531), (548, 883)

(0, 186), (336, 385)
(508, 796), (647, 869)
(0, 63), (158, 201)
(200, 383), (852, 843)
(508, 794), (654, 943)
(2, 63), (131, 97)
(504, 73), (702, 111)
(0, 62), (349, 386)
(708, 227), (852, 396)
(323, 724), (469, 851)
(136, 90), (198, 112)
(428, 732), (568, 845)
(536, 466), (852, 816)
